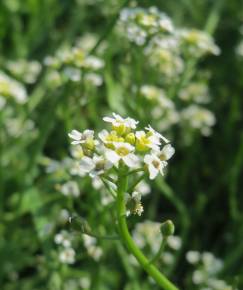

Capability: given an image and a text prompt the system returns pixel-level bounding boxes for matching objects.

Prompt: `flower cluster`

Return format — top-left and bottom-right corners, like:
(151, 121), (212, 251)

(119, 7), (219, 54)
(119, 7), (174, 46)
(186, 251), (236, 290)
(44, 43), (104, 89)
(68, 113), (174, 180)
(5, 59), (42, 84)
(132, 220), (181, 266)
(54, 230), (76, 264)
(0, 71), (27, 104)
(117, 7), (218, 141)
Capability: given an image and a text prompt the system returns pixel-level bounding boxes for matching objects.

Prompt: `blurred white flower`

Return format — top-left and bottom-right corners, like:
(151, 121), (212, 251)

(167, 236), (182, 250)
(60, 181), (80, 197)
(54, 230), (72, 248)
(103, 112), (138, 131)
(186, 250), (201, 264)
(59, 248), (76, 264)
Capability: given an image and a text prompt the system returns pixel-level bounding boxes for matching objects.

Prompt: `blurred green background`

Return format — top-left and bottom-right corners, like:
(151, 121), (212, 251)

(0, 0), (243, 289)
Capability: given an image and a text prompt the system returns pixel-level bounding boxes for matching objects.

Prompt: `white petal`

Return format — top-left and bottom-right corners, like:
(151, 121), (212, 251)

(103, 116), (115, 123)
(98, 129), (109, 142)
(148, 164), (158, 179)
(68, 129), (82, 140)
(105, 150), (120, 166)
(123, 154), (140, 168)
(161, 144), (175, 160)
(80, 157), (95, 173)
(113, 113), (123, 121)
(71, 140), (82, 145)
(83, 129), (94, 138)
(144, 154), (153, 165)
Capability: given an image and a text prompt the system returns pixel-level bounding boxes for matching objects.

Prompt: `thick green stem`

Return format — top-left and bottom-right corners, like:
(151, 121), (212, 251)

(116, 168), (179, 290)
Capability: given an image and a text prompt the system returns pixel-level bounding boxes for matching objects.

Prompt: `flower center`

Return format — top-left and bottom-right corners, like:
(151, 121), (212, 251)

(116, 146), (130, 157)
(152, 160), (160, 169)
(95, 160), (105, 171)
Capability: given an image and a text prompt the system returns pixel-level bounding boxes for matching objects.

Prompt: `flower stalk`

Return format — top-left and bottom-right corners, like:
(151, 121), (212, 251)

(116, 165), (179, 290)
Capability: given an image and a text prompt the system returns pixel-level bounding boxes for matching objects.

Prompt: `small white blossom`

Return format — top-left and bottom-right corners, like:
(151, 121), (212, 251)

(54, 230), (72, 248)
(79, 155), (112, 177)
(144, 153), (167, 179)
(60, 181), (80, 197)
(167, 236), (182, 250)
(186, 251), (201, 264)
(103, 113), (138, 130)
(125, 191), (144, 216)
(68, 129), (95, 145)
(105, 142), (139, 168)
(59, 248), (76, 264)
(145, 125), (169, 143)
(158, 144), (175, 161)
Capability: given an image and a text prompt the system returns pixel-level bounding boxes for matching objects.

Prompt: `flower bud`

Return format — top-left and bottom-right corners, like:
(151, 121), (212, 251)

(160, 220), (175, 237)
(112, 124), (127, 135)
(84, 138), (95, 150)
(125, 133), (136, 144)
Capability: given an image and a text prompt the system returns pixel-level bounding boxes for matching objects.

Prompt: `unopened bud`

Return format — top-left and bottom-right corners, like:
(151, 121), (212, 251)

(125, 133), (136, 145)
(160, 220), (175, 237)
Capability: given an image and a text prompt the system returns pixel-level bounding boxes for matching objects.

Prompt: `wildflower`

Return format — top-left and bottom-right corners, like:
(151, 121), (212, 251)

(135, 130), (159, 152)
(186, 251), (201, 264)
(59, 181), (80, 197)
(158, 144), (175, 161)
(167, 236), (182, 250)
(54, 230), (72, 248)
(68, 129), (95, 146)
(144, 153), (167, 179)
(103, 113), (138, 134)
(125, 192), (144, 216)
(0, 71), (27, 103)
(132, 221), (161, 253)
(105, 142), (139, 168)
(83, 56), (104, 70)
(84, 73), (103, 86)
(79, 155), (112, 177)
(98, 129), (124, 148)
(135, 180), (151, 196)
(145, 124), (169, 144)
(59, 248), (76, 264)
(83, 235), (103, 261)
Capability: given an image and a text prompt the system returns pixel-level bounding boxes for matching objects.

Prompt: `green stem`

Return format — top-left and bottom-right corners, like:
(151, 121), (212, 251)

(149, 238), (167, 265)
(116, 167), (179, 290)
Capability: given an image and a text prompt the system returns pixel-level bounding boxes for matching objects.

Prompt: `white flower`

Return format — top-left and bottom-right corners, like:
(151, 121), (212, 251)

(135, 130), (160, 151)
(167, 236), (182, 250)
(85, 73), (103, 86)
(103, 113), (138, 130)
(105, 142), (139, 168)
(54, 230), (72, 247)
(186, 251), (201, 264)
(59, 248), (76, 264)
(79, 156), (95, 174)
(162, 252), (175, 265)
(158, 144), (175, 161)
(125, 191), (144, 216)
(144, 153), (167, 179)
(79, 155), (112, 177)
(135, 180), (151, 196)
(83, 56), (104, 70)
(60, 181), (80, 197)
(68, 129), (95, 145)
(145, 125), (169, 144)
